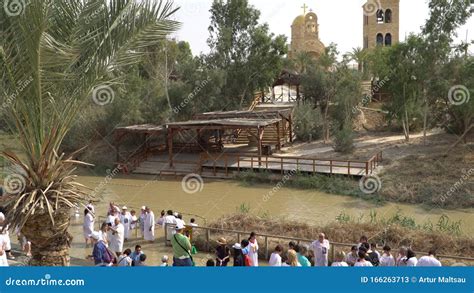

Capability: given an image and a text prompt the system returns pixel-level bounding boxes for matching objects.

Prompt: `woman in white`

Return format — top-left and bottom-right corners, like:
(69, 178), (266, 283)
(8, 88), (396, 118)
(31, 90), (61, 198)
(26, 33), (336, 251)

(354, 251), (373, 267)
(309, 233), (330, 266)
(83, 208), (95, 247)
(0, 212), (13, 260)
(379, 245), (395, 266)
(331, 251), (349, 267)
(247, 232), (259, 266)
(405, 249), (418, 267)
(98, 222), (109, 247)
(109, 218), (124, 256)
(269, 244), (283, 266)
(0, 233), (8, 266)
(144, 207), (155, 242)
(119, 206), (132, 240)
(417, 250), (442, 267)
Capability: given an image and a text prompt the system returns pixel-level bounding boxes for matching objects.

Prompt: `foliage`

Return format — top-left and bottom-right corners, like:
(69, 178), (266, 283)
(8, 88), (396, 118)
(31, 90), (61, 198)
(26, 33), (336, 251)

(0, 0), (179, 265)
(333, 124), (355, 154)
(207, 0), (288, 109)
(293, 105), (323, 141)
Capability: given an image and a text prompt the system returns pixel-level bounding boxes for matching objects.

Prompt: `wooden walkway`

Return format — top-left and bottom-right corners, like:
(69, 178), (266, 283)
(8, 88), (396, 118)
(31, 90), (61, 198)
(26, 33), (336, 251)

(133, 151), (383, 178)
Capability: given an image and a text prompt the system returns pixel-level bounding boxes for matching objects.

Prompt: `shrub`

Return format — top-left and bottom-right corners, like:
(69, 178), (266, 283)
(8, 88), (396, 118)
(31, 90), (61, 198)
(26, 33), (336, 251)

(293, 105), (323, 142)
(334, 125), (354, 153)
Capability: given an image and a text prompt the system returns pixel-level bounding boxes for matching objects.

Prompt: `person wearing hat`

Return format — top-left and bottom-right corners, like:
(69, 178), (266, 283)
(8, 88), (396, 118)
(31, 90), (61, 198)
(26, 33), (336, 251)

(232, 243), (245, 266)
(215, 237), (231, 267)
(171, 222), (193, 266)
(119, 206), (132, 241)
(160, 255), (169, 267)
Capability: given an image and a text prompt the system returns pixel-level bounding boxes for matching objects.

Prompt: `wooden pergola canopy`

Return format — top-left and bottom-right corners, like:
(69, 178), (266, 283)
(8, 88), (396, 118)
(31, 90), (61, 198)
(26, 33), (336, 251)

(272, 69), (301, 87)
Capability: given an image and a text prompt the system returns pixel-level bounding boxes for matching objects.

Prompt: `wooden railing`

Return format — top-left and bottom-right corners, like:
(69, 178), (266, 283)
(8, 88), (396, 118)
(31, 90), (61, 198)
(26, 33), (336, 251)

(198, 151), (383, 177)
(118, 144), (167, 172)
(165, 223), (474, 265)
(229, 91), (266, 144)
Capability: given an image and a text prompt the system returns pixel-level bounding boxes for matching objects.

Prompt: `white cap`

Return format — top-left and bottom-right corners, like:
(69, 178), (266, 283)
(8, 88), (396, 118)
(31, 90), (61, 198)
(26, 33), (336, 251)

(141, 206), (146, 210)
(122, 206), (127, 210)
(161, 255), (169, 262)
(0, 212), (5, 222)
(173, 212), (179, 217)
(232, 243), (242, 250)
(175, 222), (185, 230)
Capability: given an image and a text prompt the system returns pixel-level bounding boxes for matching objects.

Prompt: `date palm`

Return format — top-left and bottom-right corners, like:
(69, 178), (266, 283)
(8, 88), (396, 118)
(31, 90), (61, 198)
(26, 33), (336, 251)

(0, 0), (179, 266)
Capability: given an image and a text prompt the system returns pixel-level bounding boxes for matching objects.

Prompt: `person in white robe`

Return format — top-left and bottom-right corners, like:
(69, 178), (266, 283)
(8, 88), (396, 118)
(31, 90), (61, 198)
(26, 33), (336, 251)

(309, 233), (330, 266)
(119, 206), (132, 240)
(144, 207), (155, 242)
(109, 218), (124, 256)
(379, 245), (396, 266)
(86, 201), (95, 214)
(247, 232), (259, 266)
(0, 213), (13, 260)
(83, 208), (95, 247)
(163, 210), (177, 241)
(98, 222), (109, 247)
(139, 206), (146, 238)
(130, 210), (138, 230)
(0, 233), (8, 267)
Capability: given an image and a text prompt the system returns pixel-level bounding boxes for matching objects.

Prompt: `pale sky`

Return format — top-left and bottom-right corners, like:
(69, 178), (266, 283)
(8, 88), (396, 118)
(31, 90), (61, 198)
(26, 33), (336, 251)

(169, 0), (473, 57)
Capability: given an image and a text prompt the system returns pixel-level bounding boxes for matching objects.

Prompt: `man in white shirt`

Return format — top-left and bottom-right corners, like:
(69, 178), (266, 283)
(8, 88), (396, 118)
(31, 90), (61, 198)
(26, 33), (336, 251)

(109, 218), (125, 257)
(163, 210), (177, 241)
(143, 207), (155, 242)
(417, 250), (442, 267)
(309, 233), (330, 266)
(119, 206), (132, 241)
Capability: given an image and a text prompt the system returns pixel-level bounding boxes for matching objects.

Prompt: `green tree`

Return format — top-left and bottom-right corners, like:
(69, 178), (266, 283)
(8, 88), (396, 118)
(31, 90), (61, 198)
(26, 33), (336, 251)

(0, 0), (179, 266)
(207, 0), (287, 109)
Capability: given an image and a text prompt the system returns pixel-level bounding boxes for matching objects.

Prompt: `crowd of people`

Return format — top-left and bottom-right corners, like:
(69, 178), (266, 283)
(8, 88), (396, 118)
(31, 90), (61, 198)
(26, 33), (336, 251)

(0, 202), (446, 267)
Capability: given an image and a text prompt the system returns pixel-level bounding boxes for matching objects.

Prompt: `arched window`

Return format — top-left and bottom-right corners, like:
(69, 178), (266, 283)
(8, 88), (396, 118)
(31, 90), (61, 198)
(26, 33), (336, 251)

(376, 33), (384, 46)
(376, 9), (384, 23)
(385, 33), (392, 46)
(385, 9), (392, 23)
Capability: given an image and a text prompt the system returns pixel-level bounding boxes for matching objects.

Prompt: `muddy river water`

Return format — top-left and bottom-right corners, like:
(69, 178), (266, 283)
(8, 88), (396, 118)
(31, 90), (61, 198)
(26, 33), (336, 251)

(63, 174), (473, 266)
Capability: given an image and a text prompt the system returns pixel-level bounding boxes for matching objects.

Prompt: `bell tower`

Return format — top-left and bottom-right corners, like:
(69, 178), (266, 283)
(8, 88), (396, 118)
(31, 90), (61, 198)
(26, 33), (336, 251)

(362, 0), (400, 49)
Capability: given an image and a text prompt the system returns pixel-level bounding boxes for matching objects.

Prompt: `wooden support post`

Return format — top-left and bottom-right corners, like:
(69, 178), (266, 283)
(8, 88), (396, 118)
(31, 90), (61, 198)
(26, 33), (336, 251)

(167, 128), (174, 167)
(276, 121), (281, 151)
(288, 114), (293, 143)
(257, 126), (263, 166)
(237, 155), (240, 174)
(313, 159), (316, 173)
(225, 155), (228, 177)
(348, 161), (351, 175)
(265, 236), (269, 259)
(330, 160), (333, 175)
(365, 162), (369, 175)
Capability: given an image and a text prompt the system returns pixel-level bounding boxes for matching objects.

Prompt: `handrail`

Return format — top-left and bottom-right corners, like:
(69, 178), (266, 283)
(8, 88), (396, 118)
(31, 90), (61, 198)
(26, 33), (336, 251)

(166, 223), (474, 264)
(199, 151), (382, 176)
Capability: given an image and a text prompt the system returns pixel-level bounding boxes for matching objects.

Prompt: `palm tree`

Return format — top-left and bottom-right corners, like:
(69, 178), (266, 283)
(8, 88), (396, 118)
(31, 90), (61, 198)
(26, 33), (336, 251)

(349, 47), (367, 72)
(0, 0), (179, 266)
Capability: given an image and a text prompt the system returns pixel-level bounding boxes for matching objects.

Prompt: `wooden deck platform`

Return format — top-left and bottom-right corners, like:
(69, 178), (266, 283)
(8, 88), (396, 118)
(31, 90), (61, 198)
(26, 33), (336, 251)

(133, 150), (382, 178)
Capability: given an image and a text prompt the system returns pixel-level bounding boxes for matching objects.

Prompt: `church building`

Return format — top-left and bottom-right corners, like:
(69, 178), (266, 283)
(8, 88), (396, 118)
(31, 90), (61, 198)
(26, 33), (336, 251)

(289, 5), (325, 59)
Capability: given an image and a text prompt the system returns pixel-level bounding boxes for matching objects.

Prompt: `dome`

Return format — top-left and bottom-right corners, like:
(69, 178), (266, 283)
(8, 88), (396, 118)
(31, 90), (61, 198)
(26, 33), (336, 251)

(292, 15), (305, 27)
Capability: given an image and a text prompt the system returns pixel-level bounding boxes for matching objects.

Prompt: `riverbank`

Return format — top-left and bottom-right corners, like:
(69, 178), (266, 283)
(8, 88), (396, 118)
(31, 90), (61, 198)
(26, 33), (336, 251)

(194, 213), (474, 266)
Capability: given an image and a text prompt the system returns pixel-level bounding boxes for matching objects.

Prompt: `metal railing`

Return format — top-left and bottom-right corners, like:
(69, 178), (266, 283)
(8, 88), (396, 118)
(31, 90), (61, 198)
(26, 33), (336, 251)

(165, 223), (474, 265)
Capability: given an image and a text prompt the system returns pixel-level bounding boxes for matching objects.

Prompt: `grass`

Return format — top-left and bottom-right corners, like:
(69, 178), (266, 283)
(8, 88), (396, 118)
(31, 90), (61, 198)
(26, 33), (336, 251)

(236, 170), (385, 203)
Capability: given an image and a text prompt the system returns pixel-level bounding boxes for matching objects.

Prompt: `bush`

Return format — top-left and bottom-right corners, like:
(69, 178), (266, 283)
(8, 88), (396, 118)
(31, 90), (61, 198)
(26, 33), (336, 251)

(293, 105), (323, 142)
(333, 125), (354, 153)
